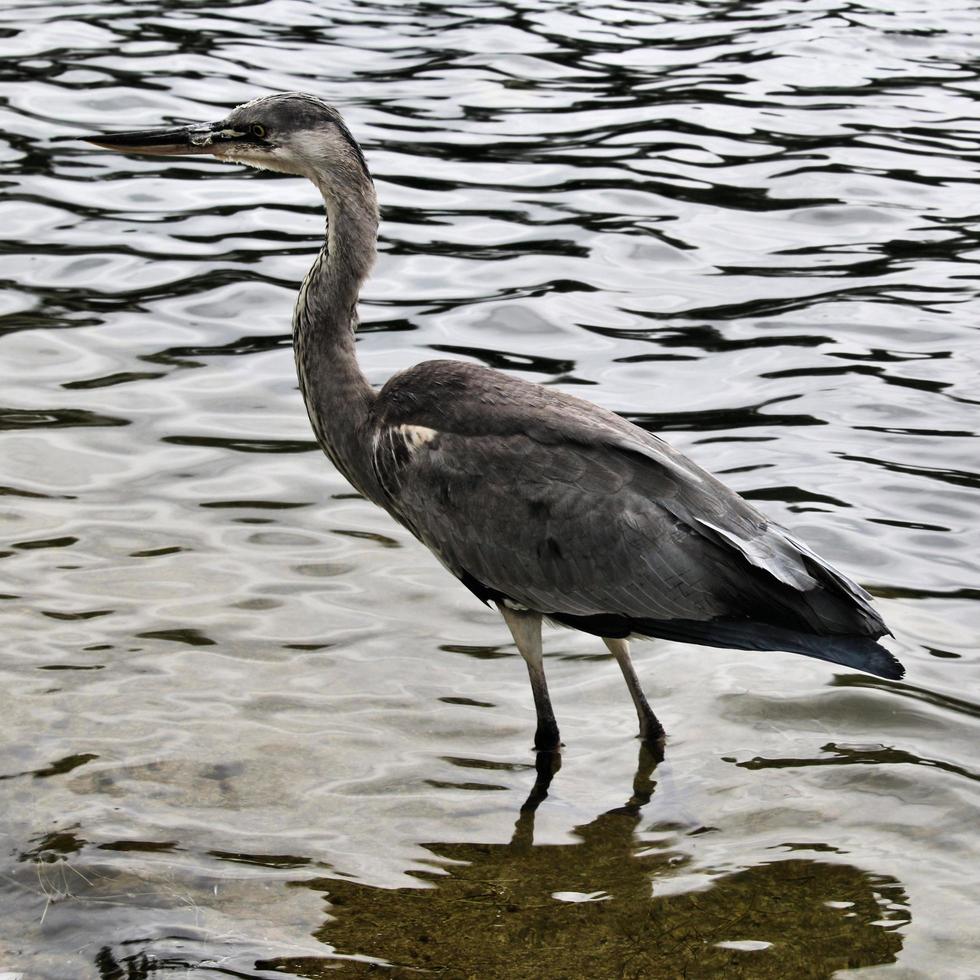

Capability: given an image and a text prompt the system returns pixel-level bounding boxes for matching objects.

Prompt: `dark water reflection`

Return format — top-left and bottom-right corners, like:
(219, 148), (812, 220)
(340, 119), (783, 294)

(1, 0), (979, 976)
(271, 749), (907, 978)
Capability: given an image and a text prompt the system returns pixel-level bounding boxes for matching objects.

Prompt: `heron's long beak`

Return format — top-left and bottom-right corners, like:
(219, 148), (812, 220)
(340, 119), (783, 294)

(80, 122), (236, 156)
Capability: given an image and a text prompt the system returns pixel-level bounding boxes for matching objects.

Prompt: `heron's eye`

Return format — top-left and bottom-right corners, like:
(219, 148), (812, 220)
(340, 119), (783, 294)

(250, 124), (266, 139)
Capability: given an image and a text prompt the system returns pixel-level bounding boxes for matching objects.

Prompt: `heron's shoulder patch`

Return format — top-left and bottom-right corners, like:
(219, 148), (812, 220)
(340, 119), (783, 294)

(371, 422), (442, 498)
(395, 423), (439, 449)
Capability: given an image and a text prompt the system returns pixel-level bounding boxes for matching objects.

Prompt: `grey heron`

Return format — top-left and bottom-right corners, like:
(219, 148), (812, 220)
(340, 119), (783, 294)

(82, 93), (903, 752)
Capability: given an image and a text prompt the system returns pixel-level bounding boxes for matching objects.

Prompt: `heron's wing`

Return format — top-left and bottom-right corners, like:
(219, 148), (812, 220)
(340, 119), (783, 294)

(376, 425), (719, 614)
(371, 362), (889, 633)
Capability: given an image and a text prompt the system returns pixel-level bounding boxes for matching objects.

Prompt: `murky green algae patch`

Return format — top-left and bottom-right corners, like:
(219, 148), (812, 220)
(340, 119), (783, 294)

(265, 757), (906, 978)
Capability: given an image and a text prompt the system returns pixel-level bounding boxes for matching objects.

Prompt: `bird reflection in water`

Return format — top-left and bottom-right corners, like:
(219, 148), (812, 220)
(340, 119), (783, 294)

(260, 746), (907, 978)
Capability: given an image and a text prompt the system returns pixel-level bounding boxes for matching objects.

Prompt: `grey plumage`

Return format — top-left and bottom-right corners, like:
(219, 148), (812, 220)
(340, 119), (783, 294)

(370, 361), (899, 677)
(83, 93), (903, 754)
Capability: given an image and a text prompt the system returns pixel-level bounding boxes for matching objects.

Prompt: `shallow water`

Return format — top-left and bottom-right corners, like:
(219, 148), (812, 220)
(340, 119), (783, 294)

(1, 0), (979, 976)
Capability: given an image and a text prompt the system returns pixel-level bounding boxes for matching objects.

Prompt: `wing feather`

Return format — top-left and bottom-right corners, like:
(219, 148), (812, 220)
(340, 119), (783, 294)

(376, 426), (749, 623)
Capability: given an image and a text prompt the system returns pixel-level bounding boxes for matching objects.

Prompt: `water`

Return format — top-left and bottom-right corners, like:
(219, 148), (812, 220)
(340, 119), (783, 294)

(2, 0), (978, 976)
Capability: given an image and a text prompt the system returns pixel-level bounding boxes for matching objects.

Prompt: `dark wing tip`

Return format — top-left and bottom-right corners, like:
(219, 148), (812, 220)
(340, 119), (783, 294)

(805, 631), (905, 681)
(865, 644), (905, 681)
(555, 612), (906, 680)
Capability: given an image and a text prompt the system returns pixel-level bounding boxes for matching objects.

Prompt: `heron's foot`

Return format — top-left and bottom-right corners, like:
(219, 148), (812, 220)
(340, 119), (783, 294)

(533, 721), (562, 753)
(638, 713), (666, 746)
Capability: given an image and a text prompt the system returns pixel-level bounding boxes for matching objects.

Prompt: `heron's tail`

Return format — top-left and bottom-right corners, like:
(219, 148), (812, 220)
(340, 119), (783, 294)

(634, 618), (905, 680)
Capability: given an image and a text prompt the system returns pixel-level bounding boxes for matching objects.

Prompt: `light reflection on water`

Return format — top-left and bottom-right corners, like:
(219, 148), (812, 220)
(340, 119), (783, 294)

(1, 0), (978, 976)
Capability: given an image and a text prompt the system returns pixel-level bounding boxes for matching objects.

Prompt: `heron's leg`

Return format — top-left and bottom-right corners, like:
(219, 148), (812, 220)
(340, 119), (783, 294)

(603, 637), (666, 743)
(499, 607), (561, 752)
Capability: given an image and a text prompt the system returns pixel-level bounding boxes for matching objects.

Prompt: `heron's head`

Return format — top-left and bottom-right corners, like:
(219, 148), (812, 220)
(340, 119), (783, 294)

(82, 92), (370, 185)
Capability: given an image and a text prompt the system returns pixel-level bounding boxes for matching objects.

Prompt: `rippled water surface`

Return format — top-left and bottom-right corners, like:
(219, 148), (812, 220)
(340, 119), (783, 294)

(2, 1), (979, 976)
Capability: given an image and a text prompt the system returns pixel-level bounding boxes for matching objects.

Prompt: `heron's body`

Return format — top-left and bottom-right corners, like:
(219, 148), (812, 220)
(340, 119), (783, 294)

(84, 93), (902, 752)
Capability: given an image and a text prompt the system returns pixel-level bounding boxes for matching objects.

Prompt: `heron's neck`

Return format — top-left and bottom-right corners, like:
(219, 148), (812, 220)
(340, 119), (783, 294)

(293, 169), (381, 501)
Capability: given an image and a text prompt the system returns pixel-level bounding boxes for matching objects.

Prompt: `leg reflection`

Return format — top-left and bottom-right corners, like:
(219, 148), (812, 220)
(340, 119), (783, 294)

(513, 740), (663, 850)
(616, 739), (663, 816)
(521, 749), (562, 814)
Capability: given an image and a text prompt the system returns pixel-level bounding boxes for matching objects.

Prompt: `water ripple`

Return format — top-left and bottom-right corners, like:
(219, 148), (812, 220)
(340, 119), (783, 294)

(1, 0), (978, 976)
